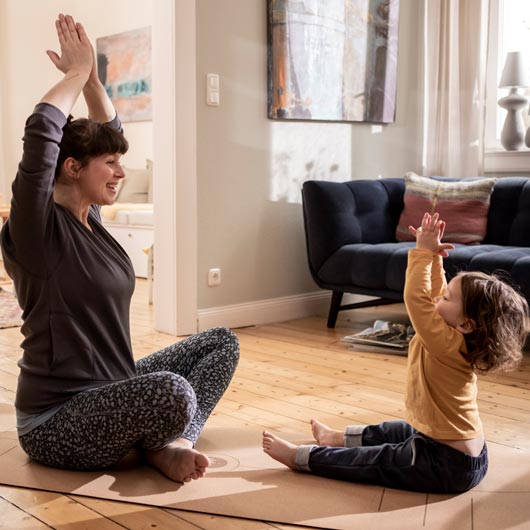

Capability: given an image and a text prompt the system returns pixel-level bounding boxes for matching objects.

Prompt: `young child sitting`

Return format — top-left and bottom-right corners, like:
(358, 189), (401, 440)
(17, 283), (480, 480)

(262, 212), (528, 493)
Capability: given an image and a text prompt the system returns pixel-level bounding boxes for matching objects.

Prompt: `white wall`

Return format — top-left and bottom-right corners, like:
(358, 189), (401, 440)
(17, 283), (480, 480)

(1, 0), (424, 325)
(0, 0), (153, 201)
(196, 0), (423, 309)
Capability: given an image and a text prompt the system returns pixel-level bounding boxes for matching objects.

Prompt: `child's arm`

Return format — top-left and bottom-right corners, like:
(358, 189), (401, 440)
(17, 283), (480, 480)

(430, 254), (447, 299)
(405, 213), (458, 355)
(408, 213), (452, 299)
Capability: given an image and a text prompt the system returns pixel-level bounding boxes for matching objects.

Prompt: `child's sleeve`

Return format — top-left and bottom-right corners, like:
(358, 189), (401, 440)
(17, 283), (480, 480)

(430, 254), (447, 299)
(404, 248), (461, 356)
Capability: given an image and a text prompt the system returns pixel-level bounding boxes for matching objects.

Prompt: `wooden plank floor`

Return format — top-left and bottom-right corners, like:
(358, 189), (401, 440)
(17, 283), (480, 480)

(0, 280), (529, 529)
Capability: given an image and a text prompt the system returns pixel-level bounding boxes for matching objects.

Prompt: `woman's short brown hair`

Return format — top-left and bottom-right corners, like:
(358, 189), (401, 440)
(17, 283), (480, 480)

(55, 116), (129, 179)
(459, 271), (529, 373)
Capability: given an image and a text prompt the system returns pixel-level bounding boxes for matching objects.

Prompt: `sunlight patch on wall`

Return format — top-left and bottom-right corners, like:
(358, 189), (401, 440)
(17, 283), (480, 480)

(269, 121), (352, 203)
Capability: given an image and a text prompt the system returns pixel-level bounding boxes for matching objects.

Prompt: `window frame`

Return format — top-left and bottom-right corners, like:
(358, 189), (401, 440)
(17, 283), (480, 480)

(484, 0), (530, 173)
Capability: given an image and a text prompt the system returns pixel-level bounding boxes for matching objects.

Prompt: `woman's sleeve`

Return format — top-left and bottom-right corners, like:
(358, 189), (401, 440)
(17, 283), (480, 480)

(7, 103), (67, 276)
(106, 112), (123, 133)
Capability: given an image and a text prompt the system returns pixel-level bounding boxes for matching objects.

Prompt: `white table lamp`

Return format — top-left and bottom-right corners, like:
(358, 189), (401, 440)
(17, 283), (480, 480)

(498, 51), (530, 151)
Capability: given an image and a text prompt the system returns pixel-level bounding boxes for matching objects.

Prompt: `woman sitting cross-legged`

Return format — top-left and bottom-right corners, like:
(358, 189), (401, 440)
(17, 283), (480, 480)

(0, 14), (239, 483)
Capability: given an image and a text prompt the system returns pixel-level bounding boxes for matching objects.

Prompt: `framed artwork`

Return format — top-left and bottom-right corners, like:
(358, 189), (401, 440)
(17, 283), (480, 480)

(267, 0), (400, 123)
(96, 27), (152, 123)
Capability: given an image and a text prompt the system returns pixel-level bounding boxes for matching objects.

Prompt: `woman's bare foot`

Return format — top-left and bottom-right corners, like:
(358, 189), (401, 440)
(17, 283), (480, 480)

(145, 438), (210, 483)
(311, 419), (344, 447)
(262, 431), (298, 469)
(113, 448), (143, 470)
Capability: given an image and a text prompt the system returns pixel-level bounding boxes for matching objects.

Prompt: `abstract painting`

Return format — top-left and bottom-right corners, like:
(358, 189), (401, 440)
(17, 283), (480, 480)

(267, 0), (400, 123)
(97, 27), (152, 123)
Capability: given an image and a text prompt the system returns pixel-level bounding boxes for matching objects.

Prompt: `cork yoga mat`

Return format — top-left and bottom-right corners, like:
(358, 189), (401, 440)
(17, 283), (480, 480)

(0, 427), (529, 530)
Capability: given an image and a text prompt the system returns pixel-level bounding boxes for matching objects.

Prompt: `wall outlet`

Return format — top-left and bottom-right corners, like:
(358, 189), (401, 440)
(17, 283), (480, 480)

(208, 268), (222, 286)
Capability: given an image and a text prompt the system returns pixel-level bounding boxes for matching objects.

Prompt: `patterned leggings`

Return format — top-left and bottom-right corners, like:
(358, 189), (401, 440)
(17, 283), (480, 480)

(19, 327), (239, 470)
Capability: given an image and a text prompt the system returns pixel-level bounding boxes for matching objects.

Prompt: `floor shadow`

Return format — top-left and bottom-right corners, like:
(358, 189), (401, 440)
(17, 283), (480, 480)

(167, 466), (432, 522)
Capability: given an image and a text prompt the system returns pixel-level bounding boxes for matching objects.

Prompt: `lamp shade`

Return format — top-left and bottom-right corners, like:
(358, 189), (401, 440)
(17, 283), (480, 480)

(499, 51), (530, 88)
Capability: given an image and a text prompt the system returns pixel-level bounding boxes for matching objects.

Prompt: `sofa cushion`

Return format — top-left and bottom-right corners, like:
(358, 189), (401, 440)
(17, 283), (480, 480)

(443, 244), (511, 276)
(317, 242), (530, 299)
(317, 242), (415, 291)
(116, 162), (153, 203)
(446, 245), (530, 300)
(396, 173), (496, 244)
(485, 177), (530, 246)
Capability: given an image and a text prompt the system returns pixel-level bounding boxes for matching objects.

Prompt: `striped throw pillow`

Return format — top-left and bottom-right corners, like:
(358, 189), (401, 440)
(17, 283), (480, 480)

(396, 173), (497, 244)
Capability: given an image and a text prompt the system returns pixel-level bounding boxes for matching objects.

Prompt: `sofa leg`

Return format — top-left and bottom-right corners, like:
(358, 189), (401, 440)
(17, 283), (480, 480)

(327, 295), (400, 328)
(327, 291), (344, 328)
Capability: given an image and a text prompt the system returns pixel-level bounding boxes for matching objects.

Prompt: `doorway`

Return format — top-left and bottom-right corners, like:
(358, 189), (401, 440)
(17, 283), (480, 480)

(153, 0), (198, 336)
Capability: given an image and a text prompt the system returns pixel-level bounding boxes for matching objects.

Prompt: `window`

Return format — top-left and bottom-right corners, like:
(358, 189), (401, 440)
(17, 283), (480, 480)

(485, 0), (530, 170)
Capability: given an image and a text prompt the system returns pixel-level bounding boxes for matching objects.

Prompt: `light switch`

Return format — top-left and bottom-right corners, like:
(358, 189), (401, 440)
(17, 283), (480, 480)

(206, 73), (220, 106)
(208, 74), (219, 90)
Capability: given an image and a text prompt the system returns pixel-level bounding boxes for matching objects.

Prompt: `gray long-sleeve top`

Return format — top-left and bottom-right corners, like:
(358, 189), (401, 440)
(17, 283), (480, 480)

(0, 102), (136, 414)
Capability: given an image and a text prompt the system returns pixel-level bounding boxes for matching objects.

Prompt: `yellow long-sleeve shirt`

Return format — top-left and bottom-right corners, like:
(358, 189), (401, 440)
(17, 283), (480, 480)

(404, 248), (483, 440)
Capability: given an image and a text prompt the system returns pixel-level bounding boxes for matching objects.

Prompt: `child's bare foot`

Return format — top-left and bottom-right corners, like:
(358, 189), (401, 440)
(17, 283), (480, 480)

(146, 438), (210, 483)
(262, 431), (298, 469)
(311, 419), (344, 447)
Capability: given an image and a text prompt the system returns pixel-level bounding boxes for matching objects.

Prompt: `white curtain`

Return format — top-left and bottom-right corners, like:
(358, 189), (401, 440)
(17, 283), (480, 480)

(423, 0), (490, 177)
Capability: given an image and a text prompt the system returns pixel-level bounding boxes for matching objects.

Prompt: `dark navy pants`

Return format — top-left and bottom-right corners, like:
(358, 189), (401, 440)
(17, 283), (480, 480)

(296, 420), (488, 493)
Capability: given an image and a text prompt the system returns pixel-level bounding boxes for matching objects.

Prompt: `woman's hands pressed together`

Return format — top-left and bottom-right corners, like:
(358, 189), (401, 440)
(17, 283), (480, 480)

(40, 14), (105, 119)
(46, 14), (93, 79)
(408, 212), (455, 257)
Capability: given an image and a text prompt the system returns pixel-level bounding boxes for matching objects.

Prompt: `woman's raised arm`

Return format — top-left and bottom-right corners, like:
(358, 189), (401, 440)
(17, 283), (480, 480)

(41, 14), (92, 117)
(81, 26), (117, 123)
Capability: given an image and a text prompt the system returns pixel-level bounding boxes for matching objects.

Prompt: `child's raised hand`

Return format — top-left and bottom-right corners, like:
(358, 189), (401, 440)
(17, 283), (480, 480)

(408, 212), (455, 257)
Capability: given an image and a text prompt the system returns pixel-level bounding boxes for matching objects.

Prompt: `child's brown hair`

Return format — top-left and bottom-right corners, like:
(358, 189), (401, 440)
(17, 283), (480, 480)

(459, 271), (529, 373)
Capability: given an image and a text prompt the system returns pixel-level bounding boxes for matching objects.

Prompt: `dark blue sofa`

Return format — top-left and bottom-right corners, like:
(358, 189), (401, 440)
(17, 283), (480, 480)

(302, 177), (530, 327)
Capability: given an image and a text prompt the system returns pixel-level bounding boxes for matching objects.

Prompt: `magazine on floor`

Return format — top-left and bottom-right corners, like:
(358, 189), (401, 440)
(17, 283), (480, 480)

(342, 320), (415, 355)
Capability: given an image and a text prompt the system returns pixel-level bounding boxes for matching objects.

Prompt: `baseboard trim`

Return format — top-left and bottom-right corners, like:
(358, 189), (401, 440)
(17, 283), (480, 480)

(197, 291), (371, 331)
(197, 291), (329, 331)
